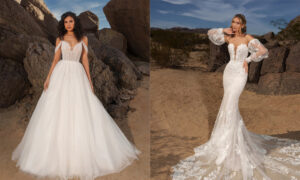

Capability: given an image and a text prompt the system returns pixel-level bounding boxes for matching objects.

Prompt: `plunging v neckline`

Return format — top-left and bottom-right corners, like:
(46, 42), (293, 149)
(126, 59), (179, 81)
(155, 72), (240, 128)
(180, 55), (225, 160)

(228, 43), (248, 58)
(62, 40), (82, 51)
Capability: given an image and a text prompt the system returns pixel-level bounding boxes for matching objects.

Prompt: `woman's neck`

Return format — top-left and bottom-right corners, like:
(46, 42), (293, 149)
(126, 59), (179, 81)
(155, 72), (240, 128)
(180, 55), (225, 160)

(65, 31), (75, 36)
(234, 32), (245, 37)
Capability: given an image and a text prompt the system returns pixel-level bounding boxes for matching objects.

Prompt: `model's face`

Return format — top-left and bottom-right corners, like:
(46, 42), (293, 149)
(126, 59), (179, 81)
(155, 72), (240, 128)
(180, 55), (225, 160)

(231, 17), (244, 33)
(64, 16), (75, 31)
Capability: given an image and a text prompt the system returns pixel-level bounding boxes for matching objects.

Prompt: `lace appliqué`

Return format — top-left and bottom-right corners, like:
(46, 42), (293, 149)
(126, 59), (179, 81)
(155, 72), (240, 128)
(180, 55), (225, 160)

(55, 41), (62, 53)
(82, 42), (88, 53)
(54, 40), (88, 54)
(171, 29), (298, 180)
(207, 28), (225, 46)
(245, 39), (269, 63)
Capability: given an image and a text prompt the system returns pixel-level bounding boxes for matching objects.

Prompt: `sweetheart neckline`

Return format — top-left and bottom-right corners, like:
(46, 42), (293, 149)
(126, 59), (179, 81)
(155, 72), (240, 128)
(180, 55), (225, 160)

(62, 40), (83, 51)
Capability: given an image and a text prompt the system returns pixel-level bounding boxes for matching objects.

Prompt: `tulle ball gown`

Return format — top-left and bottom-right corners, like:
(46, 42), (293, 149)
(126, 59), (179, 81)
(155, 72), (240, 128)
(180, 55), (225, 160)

(11, 39), (140, 180)
(171, 28), (300, 180)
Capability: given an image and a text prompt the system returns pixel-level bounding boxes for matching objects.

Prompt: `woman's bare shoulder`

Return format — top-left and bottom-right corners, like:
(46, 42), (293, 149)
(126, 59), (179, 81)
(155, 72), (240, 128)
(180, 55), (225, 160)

(81, 36), (88, 45)
(56, 37), (62, 45)
(245, 34), (255, 41)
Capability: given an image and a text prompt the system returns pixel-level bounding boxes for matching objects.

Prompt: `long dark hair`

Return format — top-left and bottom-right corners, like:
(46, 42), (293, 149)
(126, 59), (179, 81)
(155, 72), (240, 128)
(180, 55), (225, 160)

(57, 11), (84, 41)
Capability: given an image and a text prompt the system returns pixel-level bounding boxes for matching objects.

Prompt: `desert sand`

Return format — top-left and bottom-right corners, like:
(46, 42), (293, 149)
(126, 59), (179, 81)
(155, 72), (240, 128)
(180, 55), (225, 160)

(0, 76), (150, 180)
(150, 68), (300, 180)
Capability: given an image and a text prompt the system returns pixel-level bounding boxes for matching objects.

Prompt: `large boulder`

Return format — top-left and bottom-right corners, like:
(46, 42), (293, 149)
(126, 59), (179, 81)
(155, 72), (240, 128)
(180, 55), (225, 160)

(97, 28), (127, 53)
(87, 47), (119, 106)
(264, 40), (280, 49)
(87, 33), (142, 89)
(0, 58), (29, 108)
(103, 0), (150, 61)
(97, 45), (142, 89)
(279, 72), (300, 94)
(0, 0), (46, 37)
(260, 46), (288, 75)
(286, 41), (300, 72)
(258, 72), (300, 95)
(23, 40), (54, 94)
(78, 11), (99, 34)
(262, 32), (275, 42)
(248, 61), (262, 83)
(257, 73), (282, 95)
(208, 42), (229, 71)
(0, 34), (49, 63)
(20, 0), (58, 43)
(215, 63), (226, 73)
(132, 60), (149, 76)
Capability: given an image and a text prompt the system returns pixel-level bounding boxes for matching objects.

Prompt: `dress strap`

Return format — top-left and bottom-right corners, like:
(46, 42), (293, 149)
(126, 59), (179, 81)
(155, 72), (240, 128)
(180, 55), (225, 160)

(82, 41), (88, 53)
(54, 41), (62, 53)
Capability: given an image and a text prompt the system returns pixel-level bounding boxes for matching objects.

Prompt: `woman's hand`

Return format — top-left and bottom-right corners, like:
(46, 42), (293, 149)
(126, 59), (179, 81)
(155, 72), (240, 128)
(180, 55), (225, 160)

(43, 77), (50, 91)
(223, 28), (234, 35)
(243, 60), (248, 73)
(90, 83), (95, 94)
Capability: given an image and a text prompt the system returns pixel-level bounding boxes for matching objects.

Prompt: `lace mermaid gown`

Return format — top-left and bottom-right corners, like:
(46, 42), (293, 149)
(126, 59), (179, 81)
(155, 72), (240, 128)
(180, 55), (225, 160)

(11, 39), (140, 180)
(171, 28), (300, 180)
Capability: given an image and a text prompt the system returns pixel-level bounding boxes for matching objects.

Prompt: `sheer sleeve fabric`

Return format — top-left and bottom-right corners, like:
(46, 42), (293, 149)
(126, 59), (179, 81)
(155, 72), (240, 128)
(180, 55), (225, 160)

(207, 28), (225, 46)
(82, 41), (88, 53)
(245, 39), (269, 63)
(54, 41), (62, 53)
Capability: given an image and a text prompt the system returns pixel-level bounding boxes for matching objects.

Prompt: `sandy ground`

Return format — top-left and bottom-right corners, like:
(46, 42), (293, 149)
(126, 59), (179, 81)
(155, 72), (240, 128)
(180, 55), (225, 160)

(150, 68), (300, 180)
(0, 76), (150, 180)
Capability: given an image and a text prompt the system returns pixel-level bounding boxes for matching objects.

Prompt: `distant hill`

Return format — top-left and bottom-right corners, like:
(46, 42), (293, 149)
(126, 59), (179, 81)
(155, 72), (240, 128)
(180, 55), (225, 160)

(151, 27), (209, 34)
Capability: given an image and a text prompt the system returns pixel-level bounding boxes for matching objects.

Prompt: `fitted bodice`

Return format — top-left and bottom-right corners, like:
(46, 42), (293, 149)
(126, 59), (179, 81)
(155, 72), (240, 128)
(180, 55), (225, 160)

(228, 43), (249, 62)
(54, 40), (88, 62)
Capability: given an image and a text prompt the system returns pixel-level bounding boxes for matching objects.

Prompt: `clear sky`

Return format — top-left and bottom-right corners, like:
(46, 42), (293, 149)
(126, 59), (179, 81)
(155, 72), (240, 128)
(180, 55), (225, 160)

(151, 0), (300, 35)
(44, 0), (111, 29)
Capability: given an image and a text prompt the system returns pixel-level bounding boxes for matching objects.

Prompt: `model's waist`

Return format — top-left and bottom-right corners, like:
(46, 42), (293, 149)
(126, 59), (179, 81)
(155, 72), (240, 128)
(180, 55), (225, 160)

(60, 59), (81, 63)
(228, 59), (244, 63)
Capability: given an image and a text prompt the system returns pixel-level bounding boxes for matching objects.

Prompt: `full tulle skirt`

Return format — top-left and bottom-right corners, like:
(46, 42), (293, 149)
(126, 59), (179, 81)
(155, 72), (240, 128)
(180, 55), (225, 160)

(11, 59), (140, 180)
(171, 60), (300, 180)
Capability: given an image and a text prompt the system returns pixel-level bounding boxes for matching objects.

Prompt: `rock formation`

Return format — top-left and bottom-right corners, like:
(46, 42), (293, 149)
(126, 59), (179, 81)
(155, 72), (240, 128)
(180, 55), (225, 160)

(103, 0), (150, 61)
(0, 0), (148, 120)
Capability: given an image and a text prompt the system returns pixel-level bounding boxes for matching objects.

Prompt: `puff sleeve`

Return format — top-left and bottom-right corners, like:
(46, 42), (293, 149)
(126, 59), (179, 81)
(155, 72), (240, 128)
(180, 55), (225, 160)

(245, 39), (269, 63)
(207, 28), (225, 46)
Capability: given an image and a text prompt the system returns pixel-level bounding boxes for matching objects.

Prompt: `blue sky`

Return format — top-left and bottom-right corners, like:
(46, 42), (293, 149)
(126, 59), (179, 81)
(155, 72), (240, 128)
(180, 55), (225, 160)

(44, 0), (111, 29)
(151, 0), (300, 35)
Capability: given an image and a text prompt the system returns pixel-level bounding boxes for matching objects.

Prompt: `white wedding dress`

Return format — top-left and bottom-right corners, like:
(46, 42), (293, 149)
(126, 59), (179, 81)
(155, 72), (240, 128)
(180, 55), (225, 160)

(11, 39), (140, 180)
(171, 28), (300, 180)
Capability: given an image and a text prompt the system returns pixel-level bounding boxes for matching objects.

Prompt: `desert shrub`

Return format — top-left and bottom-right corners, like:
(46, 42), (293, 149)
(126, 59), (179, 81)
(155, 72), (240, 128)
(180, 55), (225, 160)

(150, 29), (208, 67)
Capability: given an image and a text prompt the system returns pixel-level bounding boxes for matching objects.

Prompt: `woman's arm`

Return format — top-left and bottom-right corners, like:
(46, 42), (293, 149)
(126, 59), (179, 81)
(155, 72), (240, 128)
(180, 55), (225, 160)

(207, 28), (226, 46)
(81, 36), (94, 93)
(245, 35), (269, 63)
(46, 37), (62, 80)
